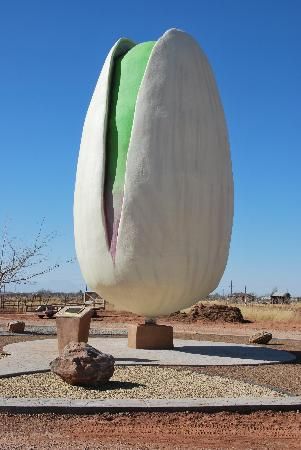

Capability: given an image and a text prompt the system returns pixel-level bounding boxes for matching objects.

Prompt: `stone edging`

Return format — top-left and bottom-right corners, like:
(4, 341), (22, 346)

(0, 396), (300, 414)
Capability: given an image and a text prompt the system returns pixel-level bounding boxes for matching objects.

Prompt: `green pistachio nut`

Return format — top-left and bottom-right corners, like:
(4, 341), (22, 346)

(105, 41), (156, 254)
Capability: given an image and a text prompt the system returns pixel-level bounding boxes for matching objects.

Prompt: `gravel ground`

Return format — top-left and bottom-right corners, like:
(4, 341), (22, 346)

(0, 367), (284, 400)
(192, 363), (301, 396)
(182, 334), (301, 396)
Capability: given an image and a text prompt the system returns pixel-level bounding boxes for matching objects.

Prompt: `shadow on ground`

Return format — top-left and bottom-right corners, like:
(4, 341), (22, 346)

(174, 344), (295, 362)
(115, 357), (157, 363)
(84, 380), (145, 391)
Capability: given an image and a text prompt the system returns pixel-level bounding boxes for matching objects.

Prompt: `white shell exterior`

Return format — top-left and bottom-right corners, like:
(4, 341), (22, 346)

(74, 29), (233, 316)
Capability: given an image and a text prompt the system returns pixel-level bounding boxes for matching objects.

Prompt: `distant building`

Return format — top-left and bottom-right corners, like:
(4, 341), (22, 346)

(228, 292), (256, 303)
(270, 291), (291, 304)
(83, 291), (116, 310)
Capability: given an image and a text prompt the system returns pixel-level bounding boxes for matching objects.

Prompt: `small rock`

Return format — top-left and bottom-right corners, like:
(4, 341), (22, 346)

(7, 321), (25, 333)
(50, 342), (115, 386)
(249, 331), (272, 344)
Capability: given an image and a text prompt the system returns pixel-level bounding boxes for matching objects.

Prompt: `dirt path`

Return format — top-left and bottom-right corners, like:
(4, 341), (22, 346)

(1, 311), (301, 340)
(0, 411), (300, 449)
(171, 321), (301, 340)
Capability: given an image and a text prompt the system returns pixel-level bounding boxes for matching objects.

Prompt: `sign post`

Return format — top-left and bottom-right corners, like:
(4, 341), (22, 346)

(55, 306), (93, 355)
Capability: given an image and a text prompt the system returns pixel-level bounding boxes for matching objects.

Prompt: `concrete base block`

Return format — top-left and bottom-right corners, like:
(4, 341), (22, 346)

(56, 314), (92, 355)
(128, 324), (173, 349)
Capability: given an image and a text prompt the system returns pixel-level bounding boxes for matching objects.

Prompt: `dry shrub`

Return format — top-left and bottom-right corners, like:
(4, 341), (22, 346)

(201, 301), (301, 323)
(239, 305), (300, 323)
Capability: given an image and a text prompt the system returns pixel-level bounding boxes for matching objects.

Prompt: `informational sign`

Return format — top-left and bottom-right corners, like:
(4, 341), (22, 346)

(64, 307), (85, 315)
(55, 305), (94, 354)
(56, 305), (93, 319)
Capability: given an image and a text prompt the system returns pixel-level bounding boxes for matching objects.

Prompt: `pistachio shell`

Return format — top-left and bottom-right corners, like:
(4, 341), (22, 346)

(74, 37), (135, 286)
(74, 29), (233, 316)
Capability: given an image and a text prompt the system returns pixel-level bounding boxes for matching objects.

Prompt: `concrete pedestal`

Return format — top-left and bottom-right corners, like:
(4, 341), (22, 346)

(56, 310), (92, 355)
(128, 324), (173, 349)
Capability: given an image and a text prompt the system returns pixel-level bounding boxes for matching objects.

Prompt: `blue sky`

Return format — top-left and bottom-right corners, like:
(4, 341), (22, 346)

(1, 0), (300, 295)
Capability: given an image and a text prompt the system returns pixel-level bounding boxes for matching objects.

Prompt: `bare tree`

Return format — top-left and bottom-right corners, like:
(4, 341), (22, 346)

(0, 219), (70, 291)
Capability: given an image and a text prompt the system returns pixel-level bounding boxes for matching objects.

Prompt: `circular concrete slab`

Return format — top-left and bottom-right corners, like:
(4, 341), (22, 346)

(0, 338), (295, 378)
(90, 338), (296, 366)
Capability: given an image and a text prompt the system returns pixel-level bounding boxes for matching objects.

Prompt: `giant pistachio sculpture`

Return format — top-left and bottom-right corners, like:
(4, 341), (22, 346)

(74, 29), (233, 317)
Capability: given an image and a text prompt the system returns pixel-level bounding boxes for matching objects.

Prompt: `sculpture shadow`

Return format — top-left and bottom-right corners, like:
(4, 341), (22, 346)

(84, 380), (145, 391)
(289, 350), (301, 364)
(174, 345), (293, 362)
(115, 357), (157, 363)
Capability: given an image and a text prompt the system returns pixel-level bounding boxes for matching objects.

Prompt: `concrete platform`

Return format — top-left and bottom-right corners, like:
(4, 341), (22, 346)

(0, 337), (295, 377)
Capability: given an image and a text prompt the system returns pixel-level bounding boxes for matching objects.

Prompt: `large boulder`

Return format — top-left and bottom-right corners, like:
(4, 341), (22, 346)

(50, 342), (115, 386)
(249, 331), (272, 345)
(7, 321), (25, 333)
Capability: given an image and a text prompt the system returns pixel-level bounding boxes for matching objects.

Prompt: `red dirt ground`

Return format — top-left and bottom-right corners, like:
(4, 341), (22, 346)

(1, 310), (300, 339)
(0, 411), (300, 449)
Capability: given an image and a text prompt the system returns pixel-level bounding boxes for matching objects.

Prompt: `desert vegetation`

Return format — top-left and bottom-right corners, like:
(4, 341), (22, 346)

(200, 300), (301, 324)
